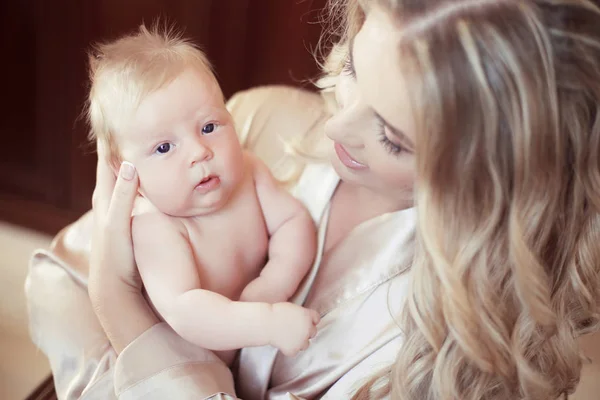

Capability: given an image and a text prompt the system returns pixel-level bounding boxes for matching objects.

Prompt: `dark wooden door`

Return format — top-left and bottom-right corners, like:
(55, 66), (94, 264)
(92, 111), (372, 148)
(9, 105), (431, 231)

(0, 0), (327, 235)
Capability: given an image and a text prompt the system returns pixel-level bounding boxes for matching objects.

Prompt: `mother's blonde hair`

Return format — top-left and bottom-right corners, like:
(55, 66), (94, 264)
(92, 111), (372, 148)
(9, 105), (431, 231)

(323, 0), (600, 399)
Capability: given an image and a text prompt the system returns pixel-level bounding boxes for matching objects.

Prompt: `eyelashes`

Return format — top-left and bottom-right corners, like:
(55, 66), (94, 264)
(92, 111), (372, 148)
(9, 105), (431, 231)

(342, 54), (406, 157)
(379, 131), (403, 156)
(342, 56), (356, 78)
(376, 117), (403, 156)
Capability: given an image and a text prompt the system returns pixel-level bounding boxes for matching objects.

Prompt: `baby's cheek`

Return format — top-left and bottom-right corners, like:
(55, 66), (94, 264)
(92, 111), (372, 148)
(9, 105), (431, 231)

(136, 160), (193, 215)
(221, 142), (245, 181)
(137, 169), (170, 203)
(159, 182), (192, 215)
(136, 164), (157, 191)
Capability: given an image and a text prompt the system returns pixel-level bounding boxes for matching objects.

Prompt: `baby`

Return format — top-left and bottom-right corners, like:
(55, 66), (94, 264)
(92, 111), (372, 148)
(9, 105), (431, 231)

(87, 25), (319, 363)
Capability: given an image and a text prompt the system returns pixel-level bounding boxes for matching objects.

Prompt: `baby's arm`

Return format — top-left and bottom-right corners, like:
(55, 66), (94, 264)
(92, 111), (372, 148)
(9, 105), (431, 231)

(240, 155), (317, 304)
(133, 213), (285, 351)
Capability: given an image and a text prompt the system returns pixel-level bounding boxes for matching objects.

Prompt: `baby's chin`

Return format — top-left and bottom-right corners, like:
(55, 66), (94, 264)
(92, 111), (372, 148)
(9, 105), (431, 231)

(131, 196), (193, 218)
(139, 179), (236, 218)
(157, 197), (232, 218)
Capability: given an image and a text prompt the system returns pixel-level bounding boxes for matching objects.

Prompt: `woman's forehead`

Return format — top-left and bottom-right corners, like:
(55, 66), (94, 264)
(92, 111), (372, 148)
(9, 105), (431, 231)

(353, 6), (416, 142)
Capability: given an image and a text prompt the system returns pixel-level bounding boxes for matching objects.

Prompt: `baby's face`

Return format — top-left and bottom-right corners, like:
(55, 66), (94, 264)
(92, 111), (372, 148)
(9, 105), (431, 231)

(116, 67), (245, 217)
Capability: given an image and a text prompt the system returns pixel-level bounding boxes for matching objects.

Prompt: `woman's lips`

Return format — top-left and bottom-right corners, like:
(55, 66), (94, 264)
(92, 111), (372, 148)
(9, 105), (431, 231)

(195, 176), (221, 194)
(334, 142), (368, 170)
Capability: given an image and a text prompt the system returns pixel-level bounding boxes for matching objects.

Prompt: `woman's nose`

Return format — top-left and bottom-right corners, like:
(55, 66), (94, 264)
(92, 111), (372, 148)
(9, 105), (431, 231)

(324, 108), (365, 148)
(326, 82), (368, 147)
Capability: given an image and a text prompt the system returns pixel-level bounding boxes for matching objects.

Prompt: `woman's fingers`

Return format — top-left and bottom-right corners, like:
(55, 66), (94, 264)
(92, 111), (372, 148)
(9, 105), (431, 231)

(106, 161), (139, 235)
(92, 141), (116, 216)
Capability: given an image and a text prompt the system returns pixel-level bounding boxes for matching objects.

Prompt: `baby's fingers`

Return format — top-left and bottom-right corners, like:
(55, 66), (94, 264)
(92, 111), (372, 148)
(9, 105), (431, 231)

(310, 324), (317, 339)
(301, 340), (310, 352)
(310, 309), (321, 325)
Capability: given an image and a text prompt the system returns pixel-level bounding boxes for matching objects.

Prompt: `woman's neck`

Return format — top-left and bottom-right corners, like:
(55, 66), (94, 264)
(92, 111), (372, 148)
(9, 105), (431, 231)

(338, 181), (412, 216)
(324, 180), (412, 253)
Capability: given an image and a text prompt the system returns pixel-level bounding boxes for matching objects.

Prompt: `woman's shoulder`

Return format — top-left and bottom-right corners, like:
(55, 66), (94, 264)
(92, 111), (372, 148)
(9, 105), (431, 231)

(227, 86), (329, 145)
(226, 85), (333, 184)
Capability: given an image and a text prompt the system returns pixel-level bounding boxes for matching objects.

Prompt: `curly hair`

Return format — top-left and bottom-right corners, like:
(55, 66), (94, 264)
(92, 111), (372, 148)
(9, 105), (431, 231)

(322, 0), (600, 399)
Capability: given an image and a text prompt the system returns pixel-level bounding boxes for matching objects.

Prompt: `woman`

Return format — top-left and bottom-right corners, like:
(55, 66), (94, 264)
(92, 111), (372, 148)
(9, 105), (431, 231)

(27, 0), (600, 399)
(345, 1), (600, 399)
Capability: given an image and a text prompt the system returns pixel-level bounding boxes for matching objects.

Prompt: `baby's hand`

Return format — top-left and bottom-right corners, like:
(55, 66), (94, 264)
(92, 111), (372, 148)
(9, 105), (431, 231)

(268, 303), (320, 357)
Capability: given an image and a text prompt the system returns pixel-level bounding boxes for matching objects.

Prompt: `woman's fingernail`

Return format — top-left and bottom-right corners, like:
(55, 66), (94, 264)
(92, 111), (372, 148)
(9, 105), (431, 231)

(120, 161), (135, 180)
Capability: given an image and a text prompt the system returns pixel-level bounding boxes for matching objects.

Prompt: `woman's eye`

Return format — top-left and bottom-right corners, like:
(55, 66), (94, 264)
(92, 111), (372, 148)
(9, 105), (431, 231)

(156, 143), (172, 154)
(342, 56), (356, 78)
(202, 123), (216, 135)
(379, 133), (403, 156)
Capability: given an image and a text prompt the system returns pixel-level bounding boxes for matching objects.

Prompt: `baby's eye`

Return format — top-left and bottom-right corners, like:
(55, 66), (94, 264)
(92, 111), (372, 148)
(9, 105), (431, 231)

(202, 123), (216, 135)
(156, 143), (172, 154)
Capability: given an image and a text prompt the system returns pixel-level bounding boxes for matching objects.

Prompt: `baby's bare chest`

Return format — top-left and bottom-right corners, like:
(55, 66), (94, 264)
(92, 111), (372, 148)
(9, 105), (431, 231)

(183, 192), (269, 300)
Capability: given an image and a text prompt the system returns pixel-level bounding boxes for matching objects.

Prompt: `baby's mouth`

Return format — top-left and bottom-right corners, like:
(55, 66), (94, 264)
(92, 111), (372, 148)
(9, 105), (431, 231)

(195, 175), (221, 193)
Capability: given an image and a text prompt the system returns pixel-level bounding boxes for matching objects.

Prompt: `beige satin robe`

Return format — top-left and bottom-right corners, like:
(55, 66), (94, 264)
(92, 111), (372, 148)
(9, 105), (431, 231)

(25, 85), (416, 399)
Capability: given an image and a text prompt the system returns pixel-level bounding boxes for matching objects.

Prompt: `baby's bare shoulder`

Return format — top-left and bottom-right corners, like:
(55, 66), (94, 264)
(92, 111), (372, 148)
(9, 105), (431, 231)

(132, 211), (187, 241)
(243, 150), (270, 177)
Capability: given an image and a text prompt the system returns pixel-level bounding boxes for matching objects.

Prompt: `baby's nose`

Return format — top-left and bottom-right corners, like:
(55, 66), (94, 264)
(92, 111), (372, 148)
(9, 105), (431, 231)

(190, 139), (213, 165)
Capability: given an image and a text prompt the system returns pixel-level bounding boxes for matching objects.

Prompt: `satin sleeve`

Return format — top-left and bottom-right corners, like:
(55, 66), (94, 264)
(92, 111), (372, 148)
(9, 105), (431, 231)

(26, 215), (117, 400)
(113, 323), (235, 400)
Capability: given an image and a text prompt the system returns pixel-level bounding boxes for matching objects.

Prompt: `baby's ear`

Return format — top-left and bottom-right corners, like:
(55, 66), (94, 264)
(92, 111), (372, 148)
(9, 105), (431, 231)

(109, 158), (123, 178)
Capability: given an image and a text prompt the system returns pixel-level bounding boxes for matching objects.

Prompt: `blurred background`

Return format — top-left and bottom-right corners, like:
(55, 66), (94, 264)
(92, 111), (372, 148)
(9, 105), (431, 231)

(0, 1), (327, 398)
(0, 0), (328, 235)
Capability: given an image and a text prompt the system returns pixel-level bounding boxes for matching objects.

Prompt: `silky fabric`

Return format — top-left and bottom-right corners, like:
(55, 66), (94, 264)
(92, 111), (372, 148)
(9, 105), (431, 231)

(25, 85), (416, 399)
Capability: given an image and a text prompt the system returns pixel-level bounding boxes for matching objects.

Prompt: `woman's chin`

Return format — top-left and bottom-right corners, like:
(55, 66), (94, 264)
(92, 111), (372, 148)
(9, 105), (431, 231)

(330, 157), (369, 189)
(329, 152), (347, 178)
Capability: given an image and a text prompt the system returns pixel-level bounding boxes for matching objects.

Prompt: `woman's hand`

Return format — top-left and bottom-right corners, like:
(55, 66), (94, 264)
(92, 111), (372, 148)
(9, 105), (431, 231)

(88, 142), (159, 353)
(88, 142), (140, 298)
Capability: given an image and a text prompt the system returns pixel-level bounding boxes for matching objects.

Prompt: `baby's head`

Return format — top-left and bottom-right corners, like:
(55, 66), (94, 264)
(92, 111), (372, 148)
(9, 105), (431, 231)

(88, 25), (245, 217)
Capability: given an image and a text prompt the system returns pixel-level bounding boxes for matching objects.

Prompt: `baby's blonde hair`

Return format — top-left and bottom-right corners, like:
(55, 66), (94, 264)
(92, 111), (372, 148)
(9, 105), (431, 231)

(87, 23), (218, 164)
